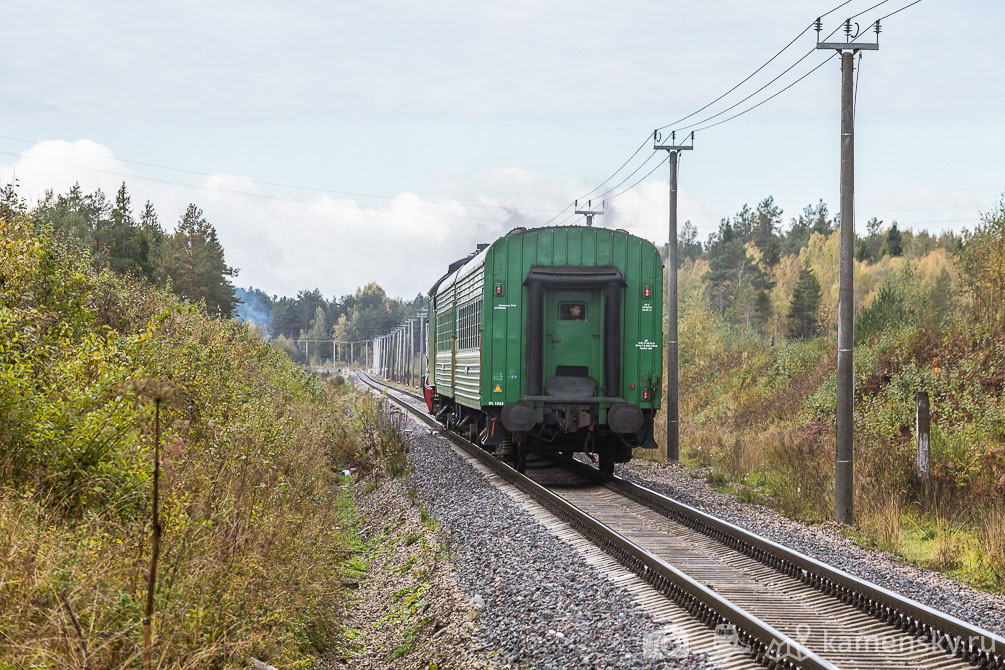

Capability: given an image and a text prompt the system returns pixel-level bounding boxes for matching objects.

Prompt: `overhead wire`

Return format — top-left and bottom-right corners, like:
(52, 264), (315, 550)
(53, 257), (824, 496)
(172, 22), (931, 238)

(876, 0), (922, 22)
(547, 0), (872, 224)
(847, 0), (893, 22)
(690, 54), (838, 133)
(666, 46), (820, 135)
(655, 0), (855, 132)
(0, 148), (511, 223)
(0, 133), (561, 214)
(539, 132), (656, 225)
(667, 0), (892, 135)
(5, 0), (926, 231)
(605, 154), (671, 204)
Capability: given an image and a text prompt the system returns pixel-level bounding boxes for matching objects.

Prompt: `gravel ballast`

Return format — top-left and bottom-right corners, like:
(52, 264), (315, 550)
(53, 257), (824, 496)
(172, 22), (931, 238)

(620, 459), (1005, 639)
(404, 421), (711, 669)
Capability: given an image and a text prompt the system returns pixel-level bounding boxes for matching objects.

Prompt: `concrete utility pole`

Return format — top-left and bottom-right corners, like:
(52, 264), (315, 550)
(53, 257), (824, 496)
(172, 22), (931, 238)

(574, 199), (604, 227)
(419, 312), (427, 386)
(654, 131), (693, 462)
(409, 319), (415, 387)
(817, 18), (879, 524)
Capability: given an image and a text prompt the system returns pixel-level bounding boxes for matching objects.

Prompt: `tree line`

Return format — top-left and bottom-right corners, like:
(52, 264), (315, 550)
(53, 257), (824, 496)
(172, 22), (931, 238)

(0, 180), (425, 365)
(237, 283), (426, 366)
(1, 181), (237, 317)
(667, 196), (968, 341)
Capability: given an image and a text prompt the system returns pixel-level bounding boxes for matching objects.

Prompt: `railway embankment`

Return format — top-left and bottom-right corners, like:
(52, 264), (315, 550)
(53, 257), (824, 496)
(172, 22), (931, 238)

(397, 411), (713, 670)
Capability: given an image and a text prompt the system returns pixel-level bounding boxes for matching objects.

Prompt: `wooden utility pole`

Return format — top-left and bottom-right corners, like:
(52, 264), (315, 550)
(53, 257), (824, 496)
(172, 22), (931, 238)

(654, 131), (693, 462)
(817, 18), (879, 524)
(574, 199), (604, 227)
(916, 392), (930, 492)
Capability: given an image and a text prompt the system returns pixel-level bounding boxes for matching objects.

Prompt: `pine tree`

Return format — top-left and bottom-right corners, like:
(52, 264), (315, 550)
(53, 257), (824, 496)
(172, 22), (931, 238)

(139, 200), (166, 281)
(752, 197), (782, 267)
(102, 183), (158, 279)
(162, 204), (238, 317)
(703, 217), (773, 326)
(786, 266), (822, 339)
(885, 222), (903, 257)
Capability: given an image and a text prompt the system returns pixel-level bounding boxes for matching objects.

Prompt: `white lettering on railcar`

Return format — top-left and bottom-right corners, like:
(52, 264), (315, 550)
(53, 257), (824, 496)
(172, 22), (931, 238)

(642, 303), (653, 312)
(635, 339), (659, 351)
(494, 303), (517, 310)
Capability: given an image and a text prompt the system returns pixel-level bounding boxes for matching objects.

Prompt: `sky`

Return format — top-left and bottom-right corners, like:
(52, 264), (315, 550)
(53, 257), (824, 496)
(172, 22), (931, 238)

(2, 0), (1003, 300)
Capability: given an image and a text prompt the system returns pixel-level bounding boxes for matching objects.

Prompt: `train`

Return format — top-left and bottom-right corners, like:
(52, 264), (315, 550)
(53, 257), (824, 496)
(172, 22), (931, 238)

(423, 225), (663, 474)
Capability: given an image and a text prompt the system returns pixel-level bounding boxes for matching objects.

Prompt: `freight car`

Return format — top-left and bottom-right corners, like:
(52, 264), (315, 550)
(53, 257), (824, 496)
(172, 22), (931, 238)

(423, 225), (663, 475)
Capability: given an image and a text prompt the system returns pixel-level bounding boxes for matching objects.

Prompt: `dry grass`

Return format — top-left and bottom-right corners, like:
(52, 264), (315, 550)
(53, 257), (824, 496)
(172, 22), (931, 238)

(929, 517), (963, 571)
(861, 495), (903, 550)
(0, 218), (404, 668)
(981, 505), (1005, 584)
(0, 385), (371, 669)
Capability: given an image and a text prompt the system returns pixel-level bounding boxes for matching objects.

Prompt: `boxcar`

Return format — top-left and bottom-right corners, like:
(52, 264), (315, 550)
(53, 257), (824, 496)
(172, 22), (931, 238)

(424, 225), (663, 474)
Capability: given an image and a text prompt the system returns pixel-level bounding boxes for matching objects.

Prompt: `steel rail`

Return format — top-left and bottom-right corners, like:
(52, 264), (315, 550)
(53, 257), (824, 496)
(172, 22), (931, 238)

(357, 371), (1005, 669)
(355, 372), (834, 670)
(580, 461), (1005, 669)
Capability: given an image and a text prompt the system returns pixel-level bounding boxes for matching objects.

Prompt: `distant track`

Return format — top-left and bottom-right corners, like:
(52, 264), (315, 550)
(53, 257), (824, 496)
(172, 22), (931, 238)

(356, 371), (1005, 670)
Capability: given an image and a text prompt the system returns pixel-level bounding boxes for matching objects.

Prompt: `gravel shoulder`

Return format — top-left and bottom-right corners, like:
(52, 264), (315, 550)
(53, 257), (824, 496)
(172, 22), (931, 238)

(620, 458), (1005, 638)
(330, 469), (494, 669)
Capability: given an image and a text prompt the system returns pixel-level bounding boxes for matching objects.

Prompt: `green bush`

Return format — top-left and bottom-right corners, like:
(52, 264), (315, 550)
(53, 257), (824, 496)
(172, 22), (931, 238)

(0, 215), (389, 668)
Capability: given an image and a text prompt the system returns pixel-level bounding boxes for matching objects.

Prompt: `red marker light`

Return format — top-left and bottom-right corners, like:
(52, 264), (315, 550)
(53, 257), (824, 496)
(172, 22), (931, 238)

(495, 282), (504, 296)
(630, 383), (635, 390)
(643, 390), (649, 399)
(643, 286), (652, 298)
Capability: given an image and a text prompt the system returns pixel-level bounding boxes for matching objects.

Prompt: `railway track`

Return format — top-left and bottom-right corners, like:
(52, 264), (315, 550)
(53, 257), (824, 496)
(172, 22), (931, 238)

(355, 371), (1005, 670)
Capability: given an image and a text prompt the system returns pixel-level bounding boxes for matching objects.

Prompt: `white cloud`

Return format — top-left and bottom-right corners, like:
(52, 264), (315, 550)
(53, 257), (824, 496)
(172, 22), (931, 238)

(0, 139), (131, 204)
(4, 137), (995, 306)
(1, 140), (594, 300)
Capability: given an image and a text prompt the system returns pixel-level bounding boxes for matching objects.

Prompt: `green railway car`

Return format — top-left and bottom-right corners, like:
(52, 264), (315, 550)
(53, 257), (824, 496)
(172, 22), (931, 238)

(424, 225), (663, 474)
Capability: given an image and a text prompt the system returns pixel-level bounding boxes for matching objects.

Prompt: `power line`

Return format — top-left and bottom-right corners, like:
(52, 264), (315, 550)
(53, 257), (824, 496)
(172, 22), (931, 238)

(539, 133), (655, 225)
(668, 47), (820, 135)
(666, 0), (897, 136)
(655, 0), (855, 132)
(540, 0), (864, 225)
(576, 135), (653, 201)
(848, 0), (892, 21)
(0, 149), (514, 223)
(691, 54), (838, 133)
(605, 154), (671, 203)
(0, 134), (561, 214)
(592, 151), (661, 201)
(558, 49), (841, 209)
(876, 0), (922, 22)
